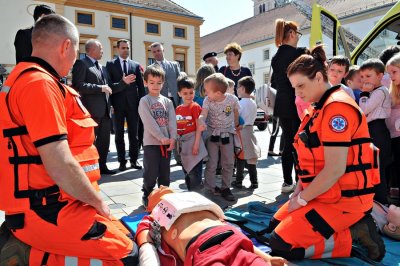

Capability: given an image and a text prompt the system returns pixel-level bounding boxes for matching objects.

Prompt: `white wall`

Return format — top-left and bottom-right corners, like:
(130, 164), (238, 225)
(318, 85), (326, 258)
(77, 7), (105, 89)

(0, 0), (55, 67)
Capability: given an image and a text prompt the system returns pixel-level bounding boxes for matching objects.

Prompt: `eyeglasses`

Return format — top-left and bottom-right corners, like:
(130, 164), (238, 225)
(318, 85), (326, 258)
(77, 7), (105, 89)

(296, 31), (303, 37)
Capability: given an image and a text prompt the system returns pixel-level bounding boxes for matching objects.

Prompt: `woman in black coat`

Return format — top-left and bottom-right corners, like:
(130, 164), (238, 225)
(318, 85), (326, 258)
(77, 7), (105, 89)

(271, 19), (307, 193)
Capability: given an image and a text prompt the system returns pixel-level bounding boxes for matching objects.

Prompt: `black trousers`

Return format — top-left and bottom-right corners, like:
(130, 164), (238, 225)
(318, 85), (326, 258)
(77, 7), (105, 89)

(368, 119), (392, 204)
(114, 107), (139, 163)
(142, 145), (171, 197)
(93, 115), (111, 166)
(279, 117), (301, 185)
(269, 117), (284, 152)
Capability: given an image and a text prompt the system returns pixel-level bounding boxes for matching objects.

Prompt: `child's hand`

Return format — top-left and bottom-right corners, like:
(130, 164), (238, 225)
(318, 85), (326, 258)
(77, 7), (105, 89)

(160, 138), (170, 145)
(192, 145), (199, 155)
(361, 82), (374, 92)
(166, 139), (175, 151)
(198, 124), (207, 132)
(269, 256), (288, 266)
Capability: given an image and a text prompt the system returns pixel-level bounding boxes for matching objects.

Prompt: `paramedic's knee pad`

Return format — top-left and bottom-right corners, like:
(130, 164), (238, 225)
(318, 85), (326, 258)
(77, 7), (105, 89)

(269, 231), (305, 260)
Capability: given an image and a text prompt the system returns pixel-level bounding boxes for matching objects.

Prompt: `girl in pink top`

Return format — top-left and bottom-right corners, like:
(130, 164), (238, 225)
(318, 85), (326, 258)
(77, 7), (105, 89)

(386, 54), (400, 202)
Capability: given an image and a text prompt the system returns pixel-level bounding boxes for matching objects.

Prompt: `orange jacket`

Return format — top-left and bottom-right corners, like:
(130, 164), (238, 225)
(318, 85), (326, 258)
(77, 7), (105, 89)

(293, 86), (380, 213)
(0, 62), (100, 213)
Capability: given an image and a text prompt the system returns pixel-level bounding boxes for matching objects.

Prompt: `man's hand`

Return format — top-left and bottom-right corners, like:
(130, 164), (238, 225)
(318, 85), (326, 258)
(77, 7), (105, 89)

(94, 200), (112, 220)
(167, 139), (175, 151)
(122, 73), (136, 84)
(101, 85), (112, 95)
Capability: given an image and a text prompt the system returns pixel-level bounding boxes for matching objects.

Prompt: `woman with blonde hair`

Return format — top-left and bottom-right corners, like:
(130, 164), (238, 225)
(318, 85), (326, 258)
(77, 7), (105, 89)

(271, 18), (307, 193)
(385, 53), (400, 203)
(219, 42), (252, 96)
(194, 64), (215, 106)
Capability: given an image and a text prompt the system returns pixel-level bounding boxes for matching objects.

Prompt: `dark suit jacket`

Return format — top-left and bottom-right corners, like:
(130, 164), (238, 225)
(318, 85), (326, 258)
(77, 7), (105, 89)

(71, 56), (111, 119)
(271, 45), (307, 119)
(14, 27), (33, 64)
(106, 57), (145, 111)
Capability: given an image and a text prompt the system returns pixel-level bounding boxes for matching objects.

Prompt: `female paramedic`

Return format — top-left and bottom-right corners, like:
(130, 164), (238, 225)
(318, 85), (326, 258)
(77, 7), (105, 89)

(266, 45), (385, 262)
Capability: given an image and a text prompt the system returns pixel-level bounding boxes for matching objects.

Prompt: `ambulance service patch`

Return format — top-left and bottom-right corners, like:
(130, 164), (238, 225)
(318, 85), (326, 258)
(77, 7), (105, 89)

(329, 115), (348, 133)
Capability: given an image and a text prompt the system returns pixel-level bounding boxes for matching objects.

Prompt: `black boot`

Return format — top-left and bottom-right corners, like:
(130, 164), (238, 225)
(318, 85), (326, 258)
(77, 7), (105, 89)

(248, 164), (258, 189)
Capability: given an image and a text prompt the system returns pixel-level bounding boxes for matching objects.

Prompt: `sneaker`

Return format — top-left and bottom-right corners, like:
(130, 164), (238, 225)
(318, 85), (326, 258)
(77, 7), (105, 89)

(214, 186), (222, 195)
(281, 182), (295, 193)
(350, 214), (386, 262)
(249, 183), (258, 189)
(221, 188), (235, 201)
(231, 180), (243, 189)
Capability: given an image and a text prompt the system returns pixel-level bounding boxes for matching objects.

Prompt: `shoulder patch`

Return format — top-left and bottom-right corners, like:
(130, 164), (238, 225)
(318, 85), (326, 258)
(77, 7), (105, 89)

(329, 115), (348, 133)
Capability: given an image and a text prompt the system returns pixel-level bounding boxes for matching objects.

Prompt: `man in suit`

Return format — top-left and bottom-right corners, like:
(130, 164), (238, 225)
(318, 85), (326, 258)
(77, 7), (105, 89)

(14, 4), (55, 64)
(106, 39), (145, 171)
(72, 39), (116, 175)
(149, 42), (181, 107)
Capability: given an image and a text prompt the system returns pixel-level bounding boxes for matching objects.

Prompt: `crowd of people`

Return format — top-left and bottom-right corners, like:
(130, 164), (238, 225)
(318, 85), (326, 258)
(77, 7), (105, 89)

(0, 4), (399, 266)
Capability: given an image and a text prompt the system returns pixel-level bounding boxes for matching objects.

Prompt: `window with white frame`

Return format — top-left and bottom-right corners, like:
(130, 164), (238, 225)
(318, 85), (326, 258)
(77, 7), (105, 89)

(263, 49), (270, 61)
(248, 63), (255, 75)
(263, 72), (270, 84)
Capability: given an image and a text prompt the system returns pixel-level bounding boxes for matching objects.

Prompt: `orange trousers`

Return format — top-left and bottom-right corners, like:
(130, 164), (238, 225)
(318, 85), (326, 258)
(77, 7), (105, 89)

(12, 200), (133, 266)
(270, 200), (365, 259)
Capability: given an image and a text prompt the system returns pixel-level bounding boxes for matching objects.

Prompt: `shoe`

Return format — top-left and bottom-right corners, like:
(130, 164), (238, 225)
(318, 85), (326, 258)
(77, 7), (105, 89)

(100, 166), (116, 175)
(350, 214), (385, 262)
(142, 196), (148, 209)
(383, 223), (400, 240)
(268, 151), (280, 157)
(130, 161), (143, 170)
(281, 182), (295, 193)
(119, 161), (127, 171)
(232, 168), (237, 178)
(221, 188), (235, 201)
(249, 183), (258, 189)
(214, 186), (222, 195)
(231, 180), (243, 189)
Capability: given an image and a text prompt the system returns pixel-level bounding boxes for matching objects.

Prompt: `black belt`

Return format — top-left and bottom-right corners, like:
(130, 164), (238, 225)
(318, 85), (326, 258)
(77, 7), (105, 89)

(186, 226), (234, 253)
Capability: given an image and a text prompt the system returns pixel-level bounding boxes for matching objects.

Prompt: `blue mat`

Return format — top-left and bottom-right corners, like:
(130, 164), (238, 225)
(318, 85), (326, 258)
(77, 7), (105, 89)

(224, 201), (400, 266)
(120, 203), (400, 265)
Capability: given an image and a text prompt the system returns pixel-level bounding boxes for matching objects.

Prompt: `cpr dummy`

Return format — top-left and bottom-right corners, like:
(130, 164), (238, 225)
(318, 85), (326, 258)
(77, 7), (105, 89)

(383, 205), (400, 240)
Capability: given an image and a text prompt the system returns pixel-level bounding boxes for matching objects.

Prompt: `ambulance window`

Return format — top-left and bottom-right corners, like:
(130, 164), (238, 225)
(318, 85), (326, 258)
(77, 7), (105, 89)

(319, 11), (346, 58)
(355, 19), (400, 65)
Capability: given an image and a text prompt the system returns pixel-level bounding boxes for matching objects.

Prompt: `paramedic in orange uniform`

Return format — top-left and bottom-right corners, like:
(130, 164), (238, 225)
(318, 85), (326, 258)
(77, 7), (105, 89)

(0, 15), (137, 265)
(266, 45), (386, 262)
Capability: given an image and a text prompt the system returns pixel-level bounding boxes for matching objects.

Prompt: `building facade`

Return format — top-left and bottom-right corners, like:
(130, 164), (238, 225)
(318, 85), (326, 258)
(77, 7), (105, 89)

(201, 0), (396, 89)
(0, 0), (203, 78)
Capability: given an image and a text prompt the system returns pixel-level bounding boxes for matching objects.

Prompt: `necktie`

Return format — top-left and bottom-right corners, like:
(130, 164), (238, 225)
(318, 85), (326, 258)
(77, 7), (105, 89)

(123, 60), (128, 75)
(94, 61), (105, 83)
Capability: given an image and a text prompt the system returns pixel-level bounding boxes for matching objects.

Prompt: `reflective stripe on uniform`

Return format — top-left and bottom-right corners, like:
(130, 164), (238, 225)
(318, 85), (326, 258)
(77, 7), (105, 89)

(82, 163), (99, 173)
(304, 235), (335, 258)
(65, 256), (78, 266)
(1, 86), (10, 93)
(90, 259), (103, 266)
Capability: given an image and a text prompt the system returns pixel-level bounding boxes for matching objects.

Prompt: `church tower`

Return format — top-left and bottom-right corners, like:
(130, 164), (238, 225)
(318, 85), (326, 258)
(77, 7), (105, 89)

(252, 0), (275, 15)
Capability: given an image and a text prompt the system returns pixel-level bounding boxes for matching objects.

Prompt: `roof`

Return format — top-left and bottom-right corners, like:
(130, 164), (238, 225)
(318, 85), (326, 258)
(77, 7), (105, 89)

(200, 0), (396, 55)
(99, 0), (202, 19)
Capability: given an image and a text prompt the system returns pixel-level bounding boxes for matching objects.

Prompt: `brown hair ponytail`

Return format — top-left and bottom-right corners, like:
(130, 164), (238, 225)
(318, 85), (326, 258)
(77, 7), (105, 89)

(287, 44), (328, 82)
(274, 19), (298, 47)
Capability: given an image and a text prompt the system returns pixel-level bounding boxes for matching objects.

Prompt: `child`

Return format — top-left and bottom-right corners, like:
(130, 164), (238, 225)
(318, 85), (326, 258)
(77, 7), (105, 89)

(231, 76), (261, 189)
(199, 73), (239, 201)
(359, 58), (392, 204)
(138, 65), (177, 208)
(385, 54), (400, 202)
(176, 76), (207, 191)
(328, 55), (356, 100)
(226, 78), (235, 95)
(344, 65), (362, 104)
